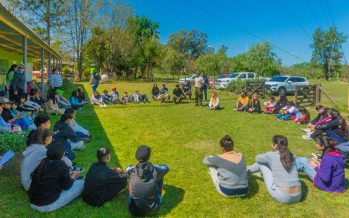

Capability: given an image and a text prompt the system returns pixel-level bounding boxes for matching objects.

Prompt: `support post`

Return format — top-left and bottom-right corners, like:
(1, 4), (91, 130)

(23, 36), (27, 93)
(48, 53), (51, 75)
(41, 48), (45, 98)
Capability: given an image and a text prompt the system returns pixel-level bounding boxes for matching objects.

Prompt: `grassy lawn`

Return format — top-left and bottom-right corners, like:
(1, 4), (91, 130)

(1, 81), (349, 218)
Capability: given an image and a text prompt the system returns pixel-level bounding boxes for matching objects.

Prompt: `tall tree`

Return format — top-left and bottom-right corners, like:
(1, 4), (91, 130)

(84, 26), (107, 70)
(161, 47), (185, 79)
(144, 36), (161, 80)
(311, 26), (347, 80)
(195, 53), (220, 76)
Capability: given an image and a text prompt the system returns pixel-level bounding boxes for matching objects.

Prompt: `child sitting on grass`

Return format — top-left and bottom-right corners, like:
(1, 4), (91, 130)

(292, 107), (310, 124)
(90, 90), (107, 107)
(101, 90), (112, 105)
(64, 108), (91, 142)
(69, 91), (87, 110)
(10, 102), (35, 130)
(83, 147), (127, 207)
(248, 94), (261, 113)
(264, 96), (277, 114)
(126, 145), (169, 217)
(208, 91), (221, 110)
(236, 91), (249, 112)
(276, 102), (298, 121)
(121, 92), (129, 104)
(110, 87), (124, 104)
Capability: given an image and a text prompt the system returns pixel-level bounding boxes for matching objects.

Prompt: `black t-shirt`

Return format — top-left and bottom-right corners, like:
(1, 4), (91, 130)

(173, 88), (183, 97)
(1, 108), (13, 123)
(29, 159), (74, 206)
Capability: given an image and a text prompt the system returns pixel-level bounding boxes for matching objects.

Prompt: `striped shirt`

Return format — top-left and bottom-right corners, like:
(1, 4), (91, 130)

(49, 73), (63, 88)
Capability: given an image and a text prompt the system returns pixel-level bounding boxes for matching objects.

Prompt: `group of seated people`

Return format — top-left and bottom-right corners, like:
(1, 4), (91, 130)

(236, 91), (311, 124)
(19, 117), (168, 216)
(203, 134), (346, 203)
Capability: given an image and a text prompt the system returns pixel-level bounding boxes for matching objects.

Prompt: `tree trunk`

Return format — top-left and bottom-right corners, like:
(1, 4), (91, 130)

(324, 62), (329, 81)
(134, 67), (138, 79)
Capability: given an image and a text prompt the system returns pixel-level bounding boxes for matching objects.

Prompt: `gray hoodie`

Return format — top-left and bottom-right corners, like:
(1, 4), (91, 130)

(20, 144), (72, 191)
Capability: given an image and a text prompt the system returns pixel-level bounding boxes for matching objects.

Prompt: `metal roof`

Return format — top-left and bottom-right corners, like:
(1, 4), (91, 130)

(0, 3), (63, 59)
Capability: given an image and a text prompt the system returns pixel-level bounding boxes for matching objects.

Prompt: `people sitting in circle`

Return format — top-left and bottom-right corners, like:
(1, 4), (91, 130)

(295, 136), (345, 193)
(173, 84), (185, 104)
(70, 90), (87, 110)
(133, 91), (150, 103)
(276, 101), (298, 121)
(248, 93), (261, 113)
(208, 91), (220, 110)
(83, 147), (127, 207)
(275, 95), (288, 111)
(45, 92), (65, 115)
(28, 144), (84, 213)
(18, 93), (42, 114)
(55, 89), (71, 109)
(64, 108), (91, 142)
(53, 114), (85, 152)
(10, 101), (35, 130)
(76, 87), (87, 103)
(101, 90), (112, 105)
(152, 83), (160, 100)
(157, 84), (170, 102)
(182, 80), (192, 100)
(203, 135), (248, 197)
(236, 91), (249, 112)
(302, 105), (330, 140)
(126, 145), (169, 217)
(0, 104), (21, 134)
(292, 107), (310, 124)
(247, 135), (302, 204)
(264, 96), (277, 114)
(21, 128), (73, 191)
(309, 109), (348, 143)
(121, 92), (129, 104)
(90, 90), (107, 107)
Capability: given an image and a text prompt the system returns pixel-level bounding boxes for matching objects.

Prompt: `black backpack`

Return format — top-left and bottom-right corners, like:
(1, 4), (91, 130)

(94, 73), (101, 81)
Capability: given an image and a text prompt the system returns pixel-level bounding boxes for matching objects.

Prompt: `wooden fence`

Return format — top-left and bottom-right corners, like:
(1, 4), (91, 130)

(245, 81), (265, 99)
(294, 84), (318, 107)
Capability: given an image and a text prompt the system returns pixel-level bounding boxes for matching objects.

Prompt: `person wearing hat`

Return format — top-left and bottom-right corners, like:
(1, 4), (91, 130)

(48, 68), (63, 92)
(82, 147), (127, 207)
(0, 103), (13, 133)
(0, 98), (28, 131)
(126, 145), (169, 217)
(55, 89), (71, 109)
(10, 64), (26, 102)
(110, 87), (122, 104)
(89, 68), (101, 92)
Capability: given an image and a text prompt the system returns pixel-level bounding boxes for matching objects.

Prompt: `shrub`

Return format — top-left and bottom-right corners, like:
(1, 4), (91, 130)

(227, 78), (265, 94)
(0, 132), (27, 153)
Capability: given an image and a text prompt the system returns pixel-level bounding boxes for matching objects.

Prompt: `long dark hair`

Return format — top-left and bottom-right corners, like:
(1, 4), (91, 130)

(317, 136), (338, 158)
(328, 109), (348, 136)
(7, 64), (17, 74)
(272, 135), (294, 173)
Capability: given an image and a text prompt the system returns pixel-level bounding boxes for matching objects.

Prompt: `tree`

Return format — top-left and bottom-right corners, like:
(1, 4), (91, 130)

(311, 26), (347, 80)
(127, 16), (160, 78)
(195, 53), (220, 77)
(84, 27), (107, 70)
(161, 47), (185, 79)
(144, 36), (162, 80)
(216, 45), (230, 74)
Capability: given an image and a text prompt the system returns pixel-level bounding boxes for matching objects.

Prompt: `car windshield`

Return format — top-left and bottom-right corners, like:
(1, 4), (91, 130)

(228, 73), (239, 78)
(269, 76), (288, 82)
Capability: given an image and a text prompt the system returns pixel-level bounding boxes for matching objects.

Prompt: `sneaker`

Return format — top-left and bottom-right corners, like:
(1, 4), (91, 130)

(302, 128), (312, 133)
(302, 134), (312, 141)
(312, 153), (322, 162)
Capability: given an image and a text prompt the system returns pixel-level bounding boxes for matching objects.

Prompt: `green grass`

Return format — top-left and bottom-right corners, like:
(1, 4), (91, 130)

(1, 81), (349, 218)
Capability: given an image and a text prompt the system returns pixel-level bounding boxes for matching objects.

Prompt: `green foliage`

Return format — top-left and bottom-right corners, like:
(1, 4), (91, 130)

(0, 132), (27, 153)
(311, 26), (348, 80)
(161, 47), (185, 79)
(226, 79), (246, 94)
(195, 53), (220, 75)
(84, 27), (108, 70)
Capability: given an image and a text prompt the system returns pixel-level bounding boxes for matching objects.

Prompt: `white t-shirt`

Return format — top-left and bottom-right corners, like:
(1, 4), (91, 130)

(195, 76), (204, 88)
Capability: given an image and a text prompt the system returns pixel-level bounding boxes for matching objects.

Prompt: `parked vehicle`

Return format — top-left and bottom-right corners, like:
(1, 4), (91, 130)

(215, 72), (257, 89)
(265, 75), (309, 95)
(178, 74), (196, 84)
(209, 74), (229, 87)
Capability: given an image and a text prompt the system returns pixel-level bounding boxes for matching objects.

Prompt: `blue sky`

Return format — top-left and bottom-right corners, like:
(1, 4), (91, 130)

(129, 0), (349, 66)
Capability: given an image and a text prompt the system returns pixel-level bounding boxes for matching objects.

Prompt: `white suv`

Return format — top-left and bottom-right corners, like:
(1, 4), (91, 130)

(265, 76), (309, 95)
(215, 72), (256, 89)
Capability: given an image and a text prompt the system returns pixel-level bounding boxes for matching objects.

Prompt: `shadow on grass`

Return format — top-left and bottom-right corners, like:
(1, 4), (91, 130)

(158, 184), (185, 217)
(242, 176), (259, 199)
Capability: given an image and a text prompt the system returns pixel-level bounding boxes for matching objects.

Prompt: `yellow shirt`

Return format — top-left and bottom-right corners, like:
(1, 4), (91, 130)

(237, 96), (249, 106)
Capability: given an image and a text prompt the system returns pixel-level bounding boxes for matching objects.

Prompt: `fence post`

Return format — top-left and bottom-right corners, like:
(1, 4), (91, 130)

(294, 86), (298, 106)
(315, 83), (321, 106)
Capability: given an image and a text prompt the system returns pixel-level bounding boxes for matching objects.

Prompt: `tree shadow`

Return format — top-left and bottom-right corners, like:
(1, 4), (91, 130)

(158, 184), (185, 217)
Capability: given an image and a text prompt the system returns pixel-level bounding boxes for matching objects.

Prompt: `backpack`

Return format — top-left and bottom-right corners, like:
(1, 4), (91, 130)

(94, 73), (101, 81)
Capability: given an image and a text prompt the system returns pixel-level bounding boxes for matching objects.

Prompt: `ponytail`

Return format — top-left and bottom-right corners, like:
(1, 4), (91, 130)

(272, 135), (294, 173)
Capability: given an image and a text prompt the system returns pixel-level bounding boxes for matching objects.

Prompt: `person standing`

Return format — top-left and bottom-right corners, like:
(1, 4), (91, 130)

(48, 69), (63, 93)
(203, 73), (209, 101)
(10, 64), (26, 102)
(6, 64), (17, 95)
(194, 72), (204, 106)
(90, 68), (101, 92)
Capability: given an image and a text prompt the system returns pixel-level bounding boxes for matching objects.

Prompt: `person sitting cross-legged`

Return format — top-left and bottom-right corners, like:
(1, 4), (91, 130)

(248, 94), (261, 113)
(208, 91), (221, 110)
(126, 145), (169, 217)
(83, 147), (127, 207)
(173, 84), (185, 104)
(28, 144), (84, 213)
(182, 80), (192, 100)
(55, 89), (71, 109)
(236, 91), (249, 112)
(133, 91), (150, 103)
(247, 135), (302, 204)
(64, 108), (91, 141)
(203, 135), (248, 197)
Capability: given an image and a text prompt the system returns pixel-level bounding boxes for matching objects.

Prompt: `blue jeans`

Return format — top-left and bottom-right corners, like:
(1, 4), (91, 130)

(64, 142), (76, 161)
(336, 142), (349, 158)
(325, 130), (347, 143)
(92, 83), (99, 92)
(295, 157), (316, 180)
(247, 163), (302, 204)
(276, 113), (293, 120)
(30, 180), (84, 213)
